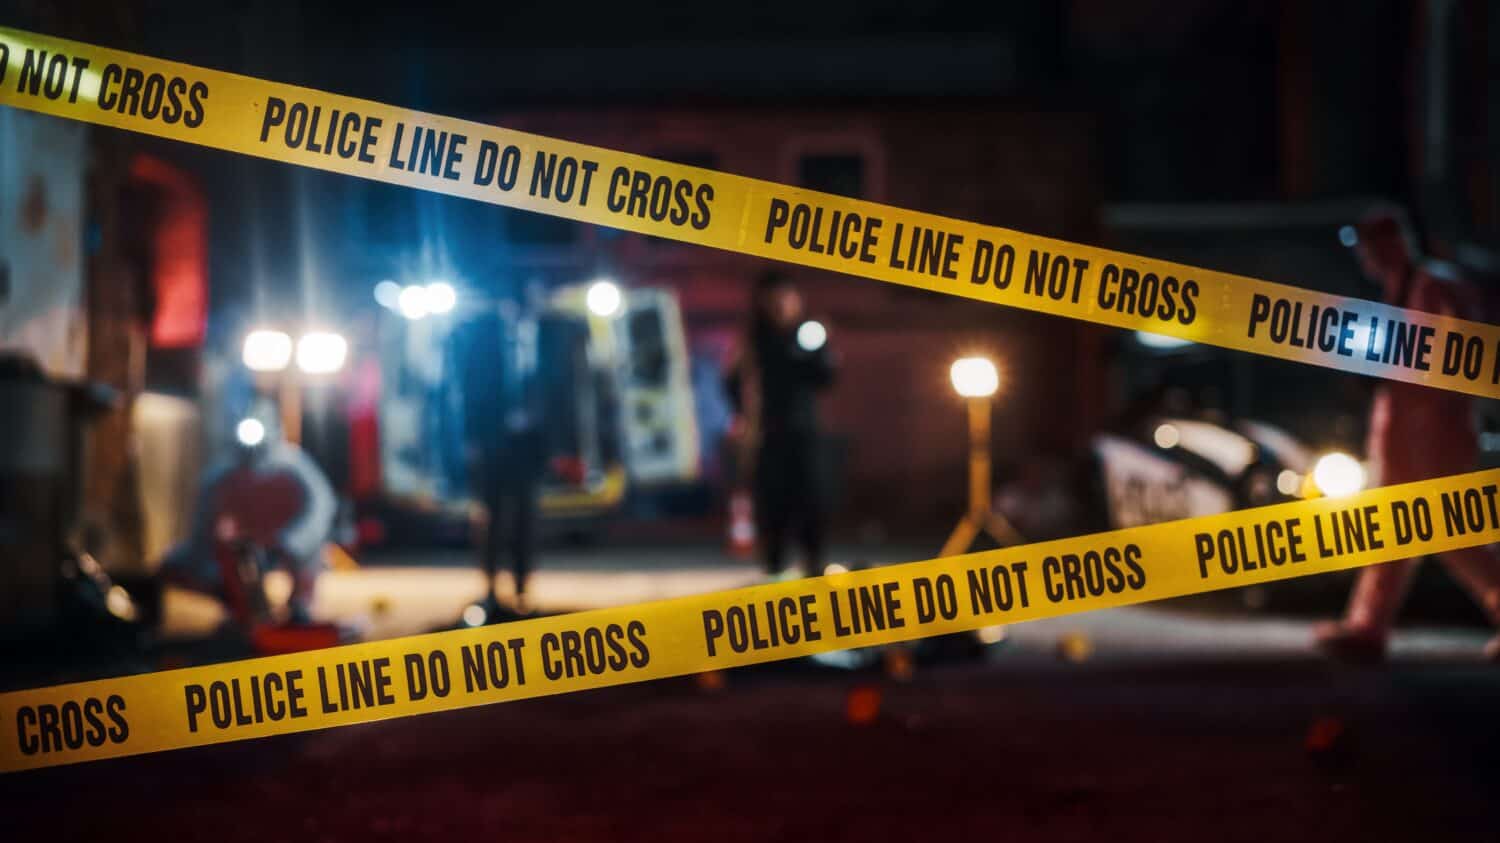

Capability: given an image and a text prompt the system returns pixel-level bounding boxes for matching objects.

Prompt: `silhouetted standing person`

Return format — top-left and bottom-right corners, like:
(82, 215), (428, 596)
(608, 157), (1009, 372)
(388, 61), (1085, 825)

(456, 302), (543, 619)
(726, 272), (836, 577)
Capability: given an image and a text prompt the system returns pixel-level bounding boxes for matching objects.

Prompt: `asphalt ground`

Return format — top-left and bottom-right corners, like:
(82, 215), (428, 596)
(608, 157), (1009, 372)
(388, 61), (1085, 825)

(3, 602), (1497, 842)
(4, 538), (1499, 841)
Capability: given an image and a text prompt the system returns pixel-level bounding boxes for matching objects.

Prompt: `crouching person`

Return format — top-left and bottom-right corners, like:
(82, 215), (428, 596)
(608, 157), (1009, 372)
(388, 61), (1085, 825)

(161, 416), (336, 626)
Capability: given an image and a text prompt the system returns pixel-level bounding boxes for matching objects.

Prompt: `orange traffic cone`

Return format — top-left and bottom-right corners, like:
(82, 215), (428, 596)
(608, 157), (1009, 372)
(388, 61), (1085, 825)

(727, 490), (756, 558)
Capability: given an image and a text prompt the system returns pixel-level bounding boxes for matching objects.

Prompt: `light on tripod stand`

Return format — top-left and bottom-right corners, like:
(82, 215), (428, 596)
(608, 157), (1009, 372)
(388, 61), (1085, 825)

(949, 356), (999, 398)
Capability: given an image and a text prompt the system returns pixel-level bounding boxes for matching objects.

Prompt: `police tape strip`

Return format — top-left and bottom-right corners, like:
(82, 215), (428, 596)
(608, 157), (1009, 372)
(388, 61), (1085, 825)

(4, 27), (1500, 398)
(5, 469), (1500, 772)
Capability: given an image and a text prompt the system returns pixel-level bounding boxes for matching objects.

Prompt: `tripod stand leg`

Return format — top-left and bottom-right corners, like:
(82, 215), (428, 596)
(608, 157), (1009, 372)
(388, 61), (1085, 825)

(940, 517), (981, 557)
(983, 512), (1027, 548)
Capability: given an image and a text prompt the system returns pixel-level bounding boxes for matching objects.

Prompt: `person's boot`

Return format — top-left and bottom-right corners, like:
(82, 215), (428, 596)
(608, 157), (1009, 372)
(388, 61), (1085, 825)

(1313, 621), (1388, 664)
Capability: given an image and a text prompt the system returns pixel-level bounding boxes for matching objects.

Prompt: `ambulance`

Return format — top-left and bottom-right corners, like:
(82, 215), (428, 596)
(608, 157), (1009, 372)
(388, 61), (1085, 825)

(347, 279), (700, 542)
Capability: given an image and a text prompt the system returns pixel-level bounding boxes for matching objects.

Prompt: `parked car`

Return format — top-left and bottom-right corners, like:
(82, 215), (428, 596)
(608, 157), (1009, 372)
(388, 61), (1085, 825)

(1089, 413), (1372, 612)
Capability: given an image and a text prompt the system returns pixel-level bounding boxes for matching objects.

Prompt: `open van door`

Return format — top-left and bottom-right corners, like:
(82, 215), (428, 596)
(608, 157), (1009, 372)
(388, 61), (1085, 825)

(618, 289), (699, 487)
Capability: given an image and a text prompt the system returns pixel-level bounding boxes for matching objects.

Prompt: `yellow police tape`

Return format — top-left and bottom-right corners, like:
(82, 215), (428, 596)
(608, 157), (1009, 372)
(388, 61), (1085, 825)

(4, 26), (1500, 397)
(5, 469), (1500, 772)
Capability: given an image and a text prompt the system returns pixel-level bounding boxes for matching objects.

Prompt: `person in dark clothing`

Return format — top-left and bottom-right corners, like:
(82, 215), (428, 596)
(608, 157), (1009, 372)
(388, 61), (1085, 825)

(454, 302), (544, 619)
(725, 271), (837, 577)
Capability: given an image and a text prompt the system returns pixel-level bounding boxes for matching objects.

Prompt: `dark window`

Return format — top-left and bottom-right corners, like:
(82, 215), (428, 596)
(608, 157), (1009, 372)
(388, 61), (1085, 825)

(656, 150), (718, 172)
(799, 154), (864, 199)
(627, 307), (669, 386)
(645, 150), (718, 247)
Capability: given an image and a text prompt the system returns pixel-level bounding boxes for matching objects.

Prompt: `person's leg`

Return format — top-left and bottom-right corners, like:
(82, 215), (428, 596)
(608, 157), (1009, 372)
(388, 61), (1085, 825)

(1316, 445), (1417, 661)
(755, 454), (791, 576)
(1433, 545), (1500, 660)
(511, 482), (538, 603)
(480, 477), (505, 606)
(1345, 558), (1422, 631)
(1314, 559), (1420, 662)
(758, 500), (791, 576)
(793, 438), (826, 575)
(1436, 545), (1500, 622)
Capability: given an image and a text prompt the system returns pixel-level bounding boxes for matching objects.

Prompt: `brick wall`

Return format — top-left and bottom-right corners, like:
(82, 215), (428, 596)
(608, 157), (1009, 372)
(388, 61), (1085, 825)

(496, 102), (1104, 527)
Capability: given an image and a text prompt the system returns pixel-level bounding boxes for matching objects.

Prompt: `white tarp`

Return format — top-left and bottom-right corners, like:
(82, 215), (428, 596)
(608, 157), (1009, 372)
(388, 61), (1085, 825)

(0, 109), (87, 378)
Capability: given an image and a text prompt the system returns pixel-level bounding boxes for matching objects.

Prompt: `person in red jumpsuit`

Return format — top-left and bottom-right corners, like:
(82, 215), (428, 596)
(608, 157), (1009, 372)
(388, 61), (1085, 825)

(162, 416), (336, 625)
(1314, 208), (1500, 662)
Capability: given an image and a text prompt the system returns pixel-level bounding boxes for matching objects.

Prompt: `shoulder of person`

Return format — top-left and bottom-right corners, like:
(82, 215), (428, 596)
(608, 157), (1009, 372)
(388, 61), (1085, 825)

(1415, 258), (1478, 312)
(1420, 258), (1466, 284)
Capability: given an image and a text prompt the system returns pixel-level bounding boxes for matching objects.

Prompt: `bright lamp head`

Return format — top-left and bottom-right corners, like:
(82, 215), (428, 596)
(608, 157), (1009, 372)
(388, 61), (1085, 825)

(235, 417), (266, 447)
(796, 320), (827, 352)
(398, 285), (430, 320)
(1312, 452), (1365, 498)
(586, 280), (623, 317)
(373, 280), (401, 310)
(295, 331), (348, 375)
(425, 281), (457, 315)
(950, 357), (999, 398)
(242, 329), (293, 372)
